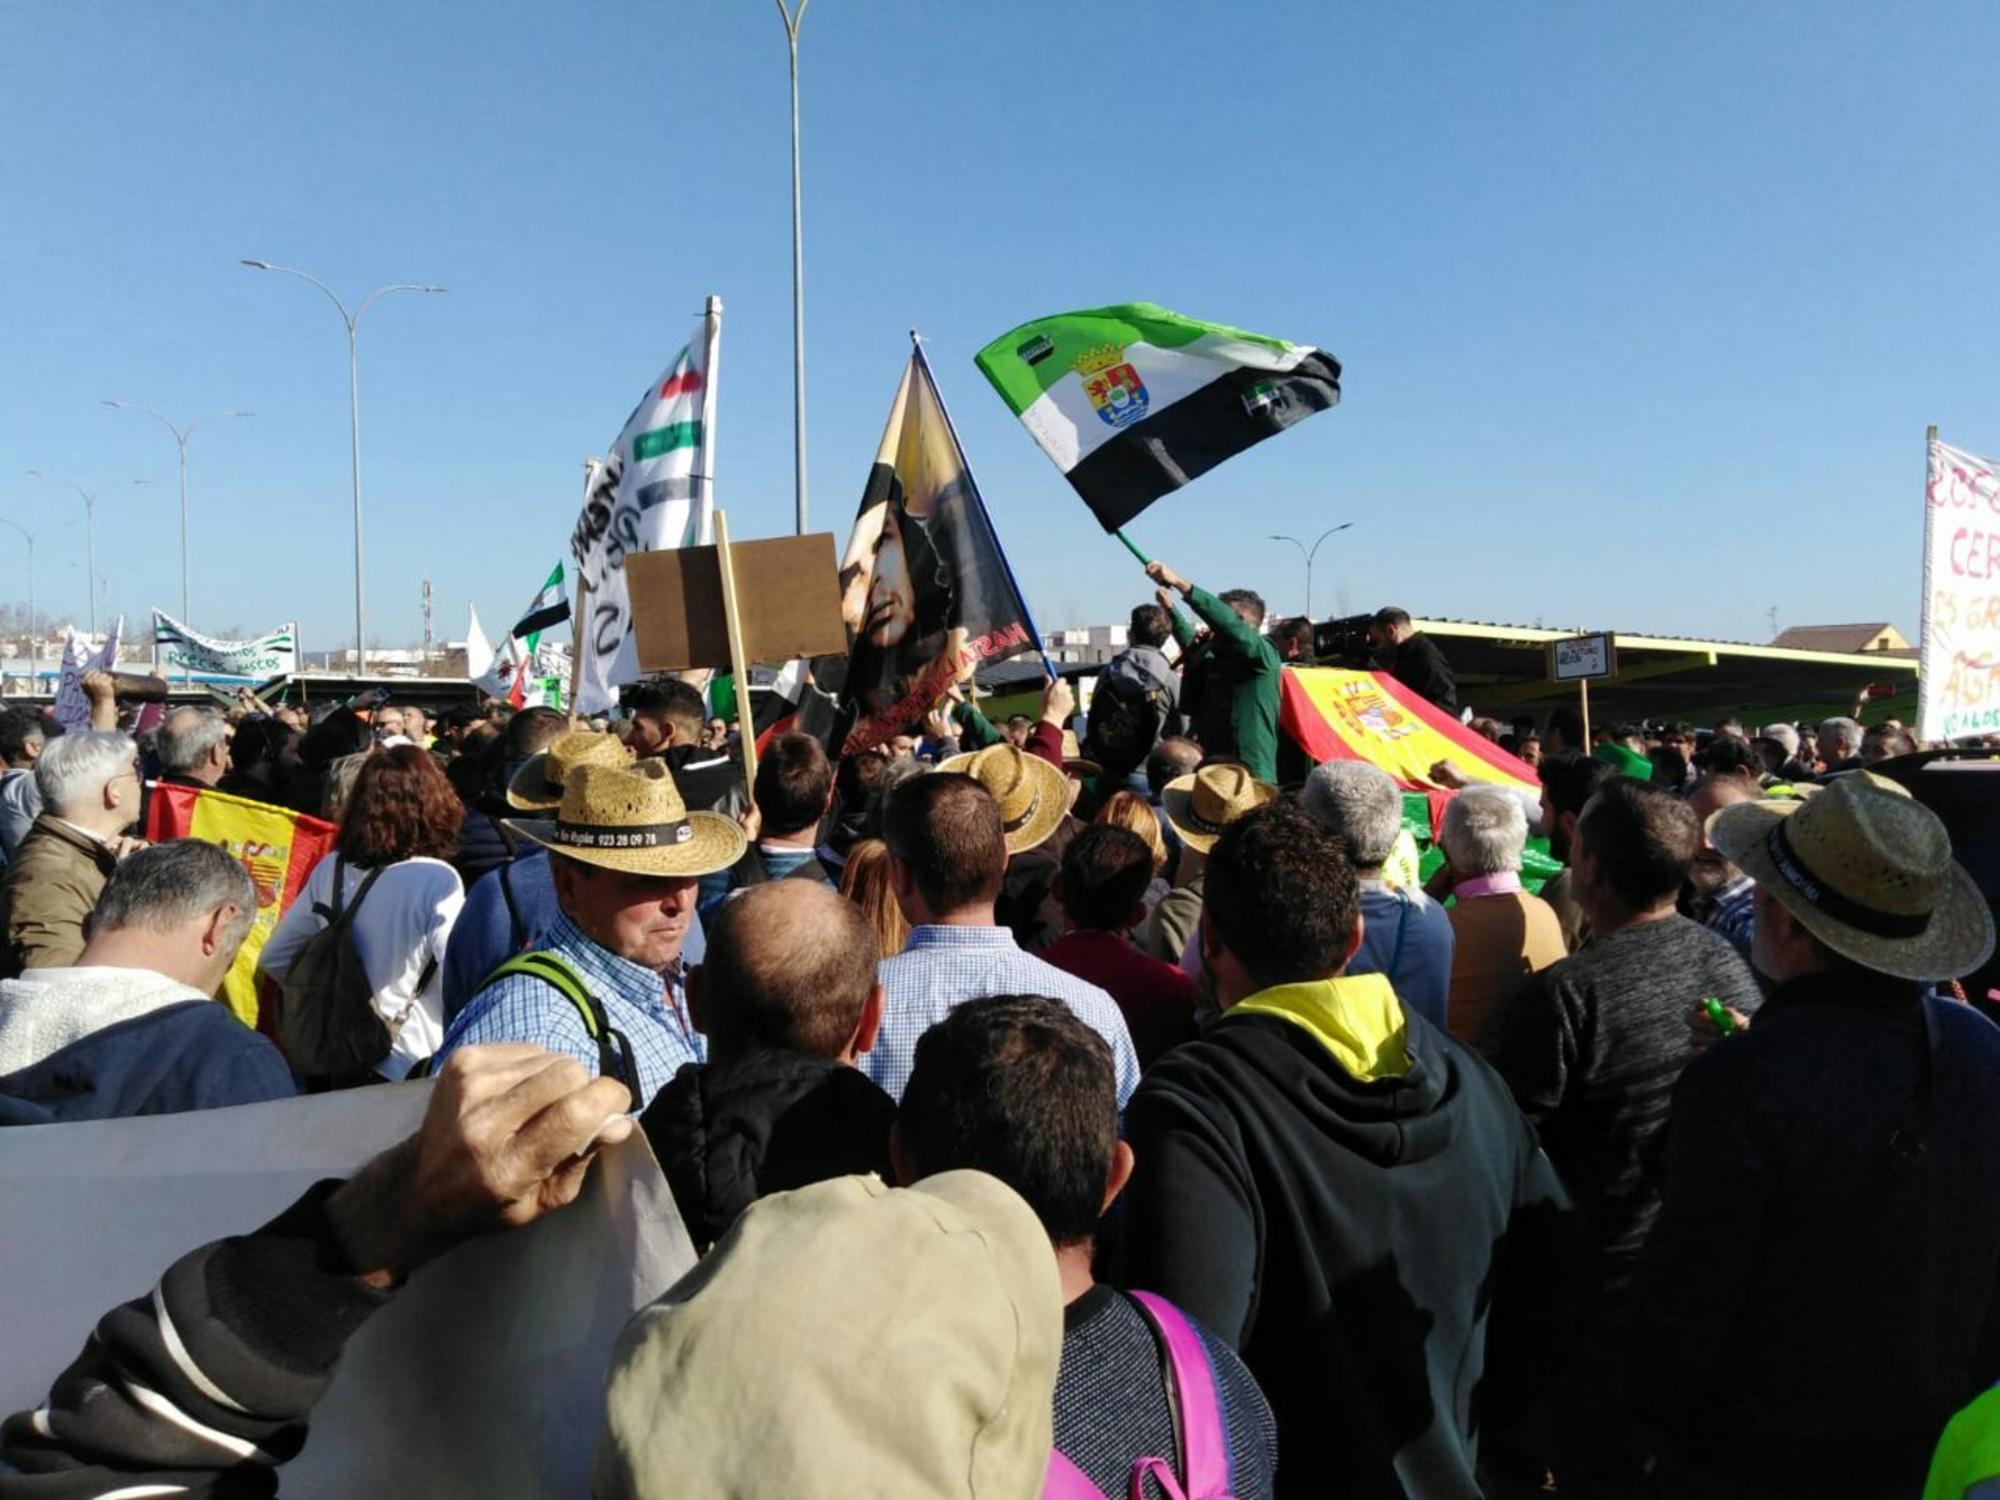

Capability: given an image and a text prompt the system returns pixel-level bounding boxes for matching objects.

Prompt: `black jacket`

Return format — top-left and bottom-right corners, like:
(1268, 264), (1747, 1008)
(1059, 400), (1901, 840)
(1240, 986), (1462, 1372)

(1632, 973), (2000, 1496)
(642, 1049), (896, 1253)
(1385, 632), (1457, 714)
(1118, 1001), (1582, 1499)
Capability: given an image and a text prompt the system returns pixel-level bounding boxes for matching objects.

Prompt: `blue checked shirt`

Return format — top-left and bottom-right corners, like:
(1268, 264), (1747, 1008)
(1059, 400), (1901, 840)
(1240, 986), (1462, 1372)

(435, 908), (703, 1109)
(864, 925), (1141, 1105)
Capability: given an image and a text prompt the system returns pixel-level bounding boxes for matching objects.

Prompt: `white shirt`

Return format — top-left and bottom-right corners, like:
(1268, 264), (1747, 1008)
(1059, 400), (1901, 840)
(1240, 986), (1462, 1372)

(258, 855), (464, 1080)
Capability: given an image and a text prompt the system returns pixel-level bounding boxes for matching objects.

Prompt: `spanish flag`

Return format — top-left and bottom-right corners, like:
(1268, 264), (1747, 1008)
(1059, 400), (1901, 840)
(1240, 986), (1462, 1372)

(145, 784), (337, 1029)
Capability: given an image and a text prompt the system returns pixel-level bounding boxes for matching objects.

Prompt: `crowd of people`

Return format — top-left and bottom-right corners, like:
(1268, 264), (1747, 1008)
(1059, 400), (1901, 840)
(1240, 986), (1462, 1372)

(0, 563), (1995, 1499)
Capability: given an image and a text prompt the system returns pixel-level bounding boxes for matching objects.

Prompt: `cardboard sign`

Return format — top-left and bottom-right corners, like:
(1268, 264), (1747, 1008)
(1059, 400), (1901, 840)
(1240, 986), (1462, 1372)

(627, 531), (847, 672)
(0, 1084), (696, 1498)
(1551, 632), (1616, 682)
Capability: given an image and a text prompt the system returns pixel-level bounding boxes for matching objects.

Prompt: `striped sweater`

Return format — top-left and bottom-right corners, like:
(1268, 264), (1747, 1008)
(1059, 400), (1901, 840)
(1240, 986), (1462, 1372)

(0, 1182), (393, 1498)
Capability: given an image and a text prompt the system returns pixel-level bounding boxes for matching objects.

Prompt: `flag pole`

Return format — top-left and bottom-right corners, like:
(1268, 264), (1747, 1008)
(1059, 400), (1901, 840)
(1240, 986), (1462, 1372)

(713, 508), (760, 799)
(776, 3), (809, 535)
(907, 331), (1059, 684)
(1113, 529), (1152, 567)
(568, 574), (590, 728)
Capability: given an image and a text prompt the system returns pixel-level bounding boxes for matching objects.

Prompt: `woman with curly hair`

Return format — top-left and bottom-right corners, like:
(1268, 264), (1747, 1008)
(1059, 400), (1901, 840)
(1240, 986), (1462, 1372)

(259, 745), (466, 1082)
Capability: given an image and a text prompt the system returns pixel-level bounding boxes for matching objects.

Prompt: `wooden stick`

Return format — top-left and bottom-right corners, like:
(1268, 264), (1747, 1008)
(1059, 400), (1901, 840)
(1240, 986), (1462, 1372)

(568, 574), (590, 728)
(714, 509), (760, 801)
(1580, 675), (1591, 750)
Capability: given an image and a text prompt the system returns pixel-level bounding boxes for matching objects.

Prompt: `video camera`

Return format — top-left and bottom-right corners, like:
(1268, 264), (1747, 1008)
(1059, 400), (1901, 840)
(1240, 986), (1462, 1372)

(1311, 613), (1378, 669)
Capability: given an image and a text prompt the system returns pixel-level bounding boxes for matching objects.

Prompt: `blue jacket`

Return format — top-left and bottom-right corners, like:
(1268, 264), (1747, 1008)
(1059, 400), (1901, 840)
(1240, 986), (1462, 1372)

(1347, 883), (1455, 1031)
(0, 1001), (295, 1123)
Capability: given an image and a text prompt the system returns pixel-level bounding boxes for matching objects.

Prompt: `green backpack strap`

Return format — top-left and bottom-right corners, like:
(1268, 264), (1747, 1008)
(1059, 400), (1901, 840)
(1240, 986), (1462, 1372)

(472, 951), (641, 1096)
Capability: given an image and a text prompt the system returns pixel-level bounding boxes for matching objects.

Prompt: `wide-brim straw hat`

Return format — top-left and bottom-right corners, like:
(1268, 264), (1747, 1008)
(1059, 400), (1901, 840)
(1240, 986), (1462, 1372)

(513, 757), (746, 878)
(1709, 769), (1995, 982)
(507, 729), (633, 811)
(1059, 729), (1102, 780)
(1161, 763), (1278, 854)
(936, 743), (1068, 855)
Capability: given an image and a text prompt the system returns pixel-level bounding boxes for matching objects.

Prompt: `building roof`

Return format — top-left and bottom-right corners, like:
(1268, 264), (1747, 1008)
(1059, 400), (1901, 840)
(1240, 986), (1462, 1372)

(1769, 622), (1910, 654)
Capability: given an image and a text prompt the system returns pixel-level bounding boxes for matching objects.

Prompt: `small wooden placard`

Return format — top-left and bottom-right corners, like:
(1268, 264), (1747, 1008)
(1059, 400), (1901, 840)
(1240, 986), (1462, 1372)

(627, 532), (848, 673)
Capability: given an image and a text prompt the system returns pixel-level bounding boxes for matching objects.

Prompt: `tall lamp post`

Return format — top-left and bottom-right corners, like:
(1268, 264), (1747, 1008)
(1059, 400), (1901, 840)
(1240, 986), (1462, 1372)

(25, 472), (149, 636)
(776, 0), (810, 534)
(0, 519), (36, 690)
(101, 402), (251, 637)
(1268, 523), (1353, 621)
(241, 260), (446, 675)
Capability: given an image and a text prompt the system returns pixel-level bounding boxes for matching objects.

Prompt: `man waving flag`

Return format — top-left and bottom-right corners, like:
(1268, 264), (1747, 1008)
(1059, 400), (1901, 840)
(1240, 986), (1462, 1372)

(976, 302), (1341, 532)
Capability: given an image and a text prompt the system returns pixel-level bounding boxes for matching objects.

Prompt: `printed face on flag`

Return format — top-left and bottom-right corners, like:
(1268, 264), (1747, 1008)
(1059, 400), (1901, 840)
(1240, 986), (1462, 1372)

(835, 355), (1038, 754)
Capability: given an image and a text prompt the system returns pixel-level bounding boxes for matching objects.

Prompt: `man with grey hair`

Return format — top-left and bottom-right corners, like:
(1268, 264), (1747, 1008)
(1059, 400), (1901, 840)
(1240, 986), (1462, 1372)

(0, 731), (148, 975)
(1815, 715), (1864, 777)
(0, 840), (293, 1121)
(1299, 759), (1454, 1028)
(157, 705), (231, 789)
(1436, 786), (1565, 1050)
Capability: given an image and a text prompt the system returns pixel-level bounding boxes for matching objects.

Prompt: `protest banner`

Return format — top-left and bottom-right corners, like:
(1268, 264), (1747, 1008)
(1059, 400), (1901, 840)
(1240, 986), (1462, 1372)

(146, 783), (337, 1028)
(1919, 430), (2000, 743)
(627, 522), (846, 786)
(152, 611), (299, 680)
(0, 1085), (696, 1498)
(570, 297), (723, 717)
(50, 617), (121, 732)
(832, 340), (1046, 755)
(976, 302), (1342, 534)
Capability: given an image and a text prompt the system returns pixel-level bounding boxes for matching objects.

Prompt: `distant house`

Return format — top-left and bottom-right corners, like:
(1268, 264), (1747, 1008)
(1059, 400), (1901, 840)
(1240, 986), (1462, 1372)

(1771, 622), (1913, 656)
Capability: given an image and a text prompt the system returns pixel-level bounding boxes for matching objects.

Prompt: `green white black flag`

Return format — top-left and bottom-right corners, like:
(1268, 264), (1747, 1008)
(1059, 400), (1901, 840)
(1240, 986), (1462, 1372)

(975, 303), (1341, 531)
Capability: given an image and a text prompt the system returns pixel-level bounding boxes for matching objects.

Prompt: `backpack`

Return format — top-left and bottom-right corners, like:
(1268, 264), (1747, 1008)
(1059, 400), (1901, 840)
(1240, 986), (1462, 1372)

(1043, 1291), (1235, 1500)
(472, 951), (640, 1095)
(1086, 669), (1168, 779)
(273, 857), (398, 1078)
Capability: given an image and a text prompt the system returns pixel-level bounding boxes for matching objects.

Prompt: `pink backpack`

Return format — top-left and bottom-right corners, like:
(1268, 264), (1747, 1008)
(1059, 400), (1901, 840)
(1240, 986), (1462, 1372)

(1043, 1291), (1237, 1500)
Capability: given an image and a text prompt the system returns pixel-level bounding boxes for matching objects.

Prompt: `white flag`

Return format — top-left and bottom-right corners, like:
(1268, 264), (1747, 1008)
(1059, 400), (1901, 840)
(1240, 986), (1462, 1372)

(569, 300), (723, 716)
(1919, 437), (2000, 743)
(465, 605), (496, 685)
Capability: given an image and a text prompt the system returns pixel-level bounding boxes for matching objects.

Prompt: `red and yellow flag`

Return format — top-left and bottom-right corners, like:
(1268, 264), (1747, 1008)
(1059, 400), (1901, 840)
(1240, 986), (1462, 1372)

(145, 784), (337, 1029)
(1280, 668), (1540, 794)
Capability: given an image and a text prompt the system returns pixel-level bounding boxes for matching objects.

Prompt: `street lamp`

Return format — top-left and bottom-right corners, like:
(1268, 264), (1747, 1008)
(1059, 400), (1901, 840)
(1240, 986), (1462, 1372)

(241, 260), (446, 675)
(1268, 523), (1353, 622)
(25, 471), (150, 636)
(0, 519), (36, 690)
(101, 402), (251, 636)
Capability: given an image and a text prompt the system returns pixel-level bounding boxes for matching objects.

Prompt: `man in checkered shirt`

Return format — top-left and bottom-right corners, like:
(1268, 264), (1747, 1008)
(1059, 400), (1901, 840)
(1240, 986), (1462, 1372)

(861, 772), (1140, 1106)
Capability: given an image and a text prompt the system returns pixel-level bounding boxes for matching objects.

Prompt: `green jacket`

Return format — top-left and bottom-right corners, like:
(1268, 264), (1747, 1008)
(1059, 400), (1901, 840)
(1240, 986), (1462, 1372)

(1177, 586), (1281, 781)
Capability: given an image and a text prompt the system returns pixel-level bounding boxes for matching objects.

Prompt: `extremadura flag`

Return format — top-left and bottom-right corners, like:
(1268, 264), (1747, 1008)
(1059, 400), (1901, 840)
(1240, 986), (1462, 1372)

(975, 303), (1341, 531)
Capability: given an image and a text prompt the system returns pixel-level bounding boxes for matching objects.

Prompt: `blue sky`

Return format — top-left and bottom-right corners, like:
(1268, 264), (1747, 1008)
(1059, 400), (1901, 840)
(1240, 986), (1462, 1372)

(3, 1), (1996, 654)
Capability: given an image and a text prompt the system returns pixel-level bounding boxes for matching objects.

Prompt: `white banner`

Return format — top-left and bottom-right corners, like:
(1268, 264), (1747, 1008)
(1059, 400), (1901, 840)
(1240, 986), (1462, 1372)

(50, 616), (121, 732)
(153, 611), (299, 681)
(1919, 438), (2000, 742)
(569, 299), (722, 717)
(0, 1084), (695, 1498)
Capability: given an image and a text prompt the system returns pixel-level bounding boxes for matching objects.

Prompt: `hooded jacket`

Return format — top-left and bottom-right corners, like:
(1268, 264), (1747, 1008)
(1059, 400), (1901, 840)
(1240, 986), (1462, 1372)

(0, 965), (295, 1122)
(1119, 973), (1582, 1499)
(641, 1048), (896, 1253)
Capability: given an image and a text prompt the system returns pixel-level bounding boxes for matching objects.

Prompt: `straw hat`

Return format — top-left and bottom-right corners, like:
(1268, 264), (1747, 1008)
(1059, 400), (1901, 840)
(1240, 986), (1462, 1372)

(1059, 729), (1102, 780)
(513, 757), (746, 878)
(1161, 763), (1278, 854)
(507, 729), (633, 811)
(1709, 770), (1995, 982)
(936, 743), (1067, 854)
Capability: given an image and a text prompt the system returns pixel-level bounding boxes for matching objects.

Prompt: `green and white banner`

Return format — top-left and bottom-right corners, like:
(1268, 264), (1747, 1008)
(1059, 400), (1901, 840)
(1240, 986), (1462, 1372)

(152, 612), (298, 680)
(975, 302), (1341, 531)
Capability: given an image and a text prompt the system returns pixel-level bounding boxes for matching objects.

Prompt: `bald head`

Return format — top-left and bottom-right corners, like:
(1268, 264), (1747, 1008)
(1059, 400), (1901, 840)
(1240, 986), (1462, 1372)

(697, 881), (879, 1059)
